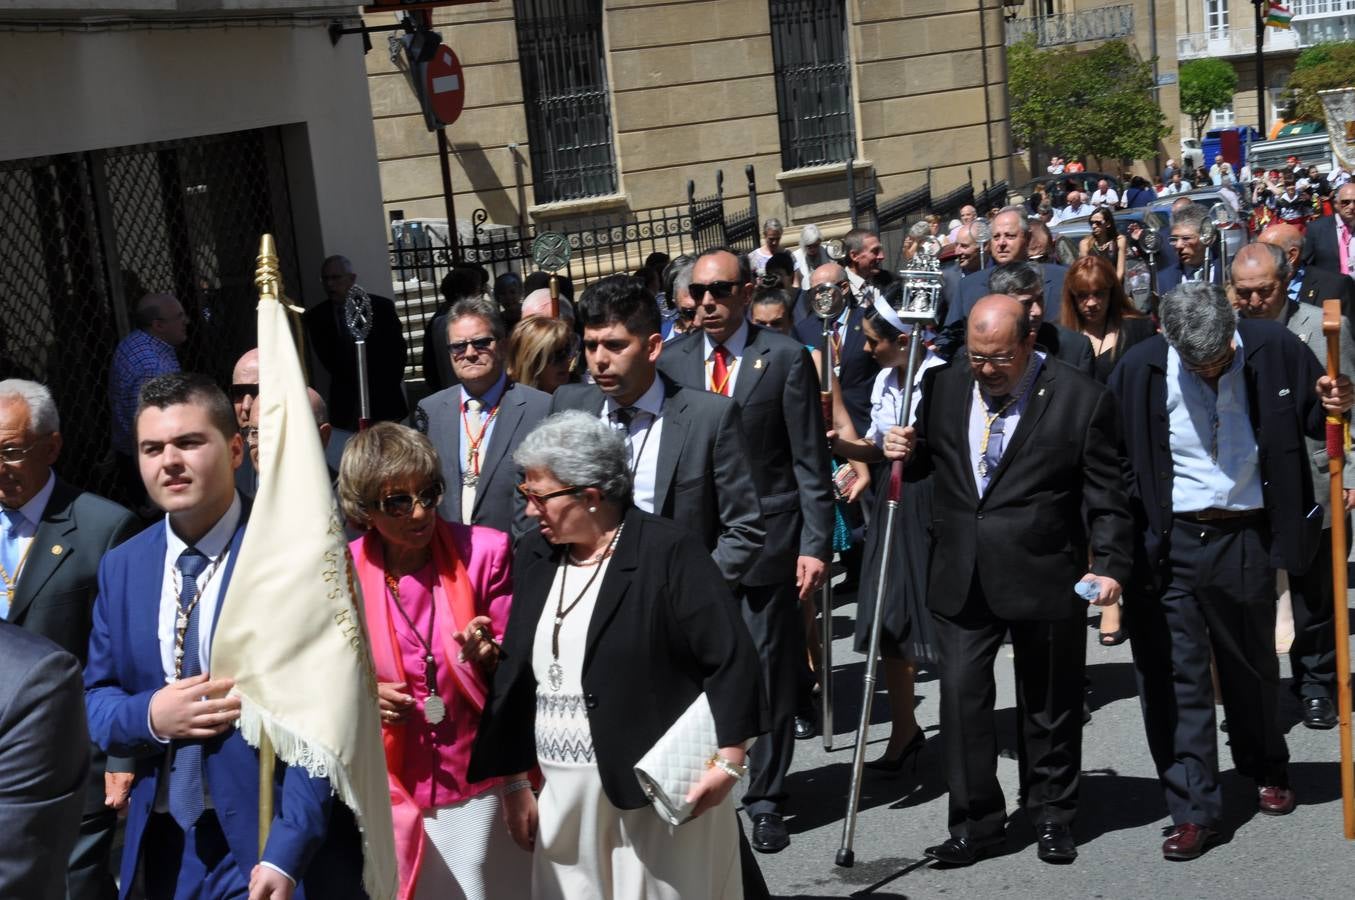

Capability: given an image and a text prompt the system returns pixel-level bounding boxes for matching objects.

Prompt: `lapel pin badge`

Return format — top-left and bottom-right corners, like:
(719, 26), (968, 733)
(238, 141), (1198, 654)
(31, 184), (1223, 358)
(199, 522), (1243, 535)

(754, 358), (763, 370)
(1279, 388), (1291, 397)
(1038, 388), (1046, 396)
(51, 544), (63, 555)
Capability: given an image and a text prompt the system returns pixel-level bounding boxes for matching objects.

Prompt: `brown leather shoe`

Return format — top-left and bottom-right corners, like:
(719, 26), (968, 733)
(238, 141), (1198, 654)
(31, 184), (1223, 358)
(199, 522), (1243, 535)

(1257, 785), (1296, 816)
(1162, 823), (1216, 861)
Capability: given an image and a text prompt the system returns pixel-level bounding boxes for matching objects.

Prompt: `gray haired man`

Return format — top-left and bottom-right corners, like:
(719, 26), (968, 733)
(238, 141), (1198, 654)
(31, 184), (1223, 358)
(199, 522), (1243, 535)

(1108, 283), (1354, 860)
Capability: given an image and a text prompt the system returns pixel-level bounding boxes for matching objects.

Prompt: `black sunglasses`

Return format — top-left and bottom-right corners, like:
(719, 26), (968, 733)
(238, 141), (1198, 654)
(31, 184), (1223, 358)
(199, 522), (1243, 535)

(229, 383), (259, 403)
(449, 336), (495, 357)
(373, 482), (444, 517)
(689, 281), (740, 302)
(677, 306), (698, 320)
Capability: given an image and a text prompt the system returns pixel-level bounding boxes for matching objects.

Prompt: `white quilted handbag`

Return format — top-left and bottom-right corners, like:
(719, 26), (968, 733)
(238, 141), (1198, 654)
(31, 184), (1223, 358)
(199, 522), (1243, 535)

(633, 693), (752, 826)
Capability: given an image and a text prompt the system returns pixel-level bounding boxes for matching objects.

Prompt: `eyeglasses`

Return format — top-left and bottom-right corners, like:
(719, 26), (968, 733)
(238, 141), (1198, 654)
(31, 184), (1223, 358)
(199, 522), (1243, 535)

(516, 483), (582, 509)
(688, 281), (740, 302)
(229, 383), (259, 403)
(372, 482), (444, 517)
(677, 306), (698, 321)
(1233, 284), (1280, 298)
(449, 337), (495, 357)
(0, 442), (43, 465)
(968, 352), (1019, 368)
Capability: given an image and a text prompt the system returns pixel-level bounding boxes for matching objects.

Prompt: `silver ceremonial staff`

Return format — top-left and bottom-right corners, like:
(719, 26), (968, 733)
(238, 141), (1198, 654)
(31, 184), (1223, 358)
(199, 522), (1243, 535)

(344, 284), (375, 431)
(836, 238), (944, 868)
(1209, 201), (1239, 287)
(1139, 225), (1162, 318)
(972, 218), (992, 272)
(812, 279), (849, 752)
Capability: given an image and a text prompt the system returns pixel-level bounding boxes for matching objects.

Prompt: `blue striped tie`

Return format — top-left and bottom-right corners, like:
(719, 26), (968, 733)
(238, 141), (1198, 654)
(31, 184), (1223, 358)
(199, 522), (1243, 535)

(168, 548), (208, 830)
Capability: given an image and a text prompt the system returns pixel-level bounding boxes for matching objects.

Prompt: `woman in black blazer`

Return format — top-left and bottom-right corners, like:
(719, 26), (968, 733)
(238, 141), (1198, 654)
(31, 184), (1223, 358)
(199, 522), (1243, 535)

(466, 411), (765, 899)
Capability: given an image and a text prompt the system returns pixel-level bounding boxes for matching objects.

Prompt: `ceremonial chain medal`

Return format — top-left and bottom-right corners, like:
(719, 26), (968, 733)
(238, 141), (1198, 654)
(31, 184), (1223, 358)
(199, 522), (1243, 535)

(976, 361), (1040, 480)
(171, 560), (221, 680)
(461, 399), (500, 488)
(548, 524), (624, 692)
(709, 351), (736, 397)
(0, 541), (34, 605)
(385, 573), (446, 725)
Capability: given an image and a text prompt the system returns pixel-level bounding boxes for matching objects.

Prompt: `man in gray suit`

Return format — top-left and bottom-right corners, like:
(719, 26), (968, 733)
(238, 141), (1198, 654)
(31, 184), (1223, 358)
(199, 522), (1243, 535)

(552, 273), (765, 583)
(658, 247), (834, 854)
(0, 379), (138, 900)
(1230, 243), (1355, 730)
(0, 622), (89, 900)
(416, 299), (551, 538)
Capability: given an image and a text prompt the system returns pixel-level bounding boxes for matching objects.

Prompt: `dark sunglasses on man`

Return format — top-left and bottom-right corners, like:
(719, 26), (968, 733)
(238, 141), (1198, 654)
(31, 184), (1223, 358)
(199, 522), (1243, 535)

(371, 482), (444, 517)
(229, 383), (259, 403)
(449, 336), (495, 357)
(688, 280), (740, 302)
(676, 306), (698, 321)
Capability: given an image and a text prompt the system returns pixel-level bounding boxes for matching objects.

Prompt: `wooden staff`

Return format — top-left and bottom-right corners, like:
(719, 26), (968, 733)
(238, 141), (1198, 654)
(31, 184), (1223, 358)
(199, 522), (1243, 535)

(1322, 298), (1355, 840)
(254, 234), (280, 853)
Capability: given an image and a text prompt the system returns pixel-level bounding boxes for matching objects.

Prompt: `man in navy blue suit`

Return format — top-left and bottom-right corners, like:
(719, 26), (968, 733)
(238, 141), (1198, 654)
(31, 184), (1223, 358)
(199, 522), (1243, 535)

(1158, 203), (1223, 291)
(85, 373), (363, 900)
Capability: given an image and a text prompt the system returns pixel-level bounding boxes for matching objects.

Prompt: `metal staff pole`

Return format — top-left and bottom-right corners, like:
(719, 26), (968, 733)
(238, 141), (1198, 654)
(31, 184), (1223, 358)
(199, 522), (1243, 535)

(836, 240), (944, 868)
(1199, 217), (1219, 287)
(1210, 202), (1238, 286)
(1321, 298), (1355, 840)
(343, 285), (374, 432)
(813, 282), (849, 752)
(973, 219), (992, 272)
(531, 232), (572, 320)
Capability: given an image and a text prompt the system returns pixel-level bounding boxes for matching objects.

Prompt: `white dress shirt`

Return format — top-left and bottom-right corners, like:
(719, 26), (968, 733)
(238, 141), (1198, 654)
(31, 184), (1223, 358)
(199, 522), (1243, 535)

(0, 471), (55, 619)
(601, 376), (665, 513)
(845, 267), (876, 308)
(703, 319), (750, 397)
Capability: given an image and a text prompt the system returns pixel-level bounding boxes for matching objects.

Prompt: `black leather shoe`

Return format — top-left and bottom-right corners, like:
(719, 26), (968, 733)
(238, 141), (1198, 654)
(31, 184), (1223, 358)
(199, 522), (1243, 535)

(750, 813), (790, 853)
(794, 714), (817, 740)
(1302, 696), (1338, 730)
(924, 834), (1003, 867)
(1035, 823), (1077, 863)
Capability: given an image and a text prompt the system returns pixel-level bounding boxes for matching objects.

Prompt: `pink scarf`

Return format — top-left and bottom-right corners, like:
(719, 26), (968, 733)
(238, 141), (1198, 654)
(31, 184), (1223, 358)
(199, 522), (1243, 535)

(351, 520), (487, 900)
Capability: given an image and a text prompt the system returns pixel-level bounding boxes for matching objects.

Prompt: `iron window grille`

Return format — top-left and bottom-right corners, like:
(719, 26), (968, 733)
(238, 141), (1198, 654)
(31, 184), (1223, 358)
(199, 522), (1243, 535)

(769, 0), (855, 171)
(514, 0), (619, 204)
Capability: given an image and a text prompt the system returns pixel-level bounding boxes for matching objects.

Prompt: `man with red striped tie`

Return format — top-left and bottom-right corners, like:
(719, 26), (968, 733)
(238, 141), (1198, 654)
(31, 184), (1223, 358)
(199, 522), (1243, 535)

(658, 247), (834, 855)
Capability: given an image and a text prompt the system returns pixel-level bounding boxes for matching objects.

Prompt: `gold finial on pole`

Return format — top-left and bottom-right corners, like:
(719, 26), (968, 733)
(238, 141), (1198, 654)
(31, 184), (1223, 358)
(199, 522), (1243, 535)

(255, 234), (281, 304)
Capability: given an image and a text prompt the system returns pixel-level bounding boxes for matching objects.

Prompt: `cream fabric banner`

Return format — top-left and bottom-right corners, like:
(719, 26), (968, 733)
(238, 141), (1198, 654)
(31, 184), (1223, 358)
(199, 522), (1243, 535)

(1320, 88), (1355, 174)
(212, 288), (397, 899)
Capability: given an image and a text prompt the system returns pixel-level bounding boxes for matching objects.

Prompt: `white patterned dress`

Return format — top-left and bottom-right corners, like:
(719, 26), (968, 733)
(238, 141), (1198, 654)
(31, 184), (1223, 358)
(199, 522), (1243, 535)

(530, 556), (742, 900)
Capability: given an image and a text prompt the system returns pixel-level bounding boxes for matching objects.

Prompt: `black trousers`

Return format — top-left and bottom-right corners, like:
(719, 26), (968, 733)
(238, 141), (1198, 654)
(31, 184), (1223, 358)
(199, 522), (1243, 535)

(740, 580), (804, 817)
(932, 580), (1086, 841)
(1128, 517), (1289, 827)
(1288, 517), (1346, 701)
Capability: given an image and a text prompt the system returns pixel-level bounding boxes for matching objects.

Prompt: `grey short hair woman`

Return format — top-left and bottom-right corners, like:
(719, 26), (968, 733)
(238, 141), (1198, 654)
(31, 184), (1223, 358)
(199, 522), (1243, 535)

(467, 411), (765, 898)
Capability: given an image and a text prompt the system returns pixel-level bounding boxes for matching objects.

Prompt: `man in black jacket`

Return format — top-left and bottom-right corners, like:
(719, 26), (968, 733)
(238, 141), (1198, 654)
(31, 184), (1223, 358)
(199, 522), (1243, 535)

(1108, 283), (1354, 861)
(0, 379), (138, 900)
(552, 274), (765, 584)
(1260, 222), (1355, 325)
(658, 248), (833, 854)
(888, 295), (1132, 867)
(1300, 180), (1355, 275)
(303, 254), (409, 433)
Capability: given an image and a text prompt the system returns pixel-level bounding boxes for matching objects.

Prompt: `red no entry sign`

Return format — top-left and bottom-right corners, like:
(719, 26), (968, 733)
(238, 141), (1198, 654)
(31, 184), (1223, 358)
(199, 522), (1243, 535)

(424, 45), (466, 127)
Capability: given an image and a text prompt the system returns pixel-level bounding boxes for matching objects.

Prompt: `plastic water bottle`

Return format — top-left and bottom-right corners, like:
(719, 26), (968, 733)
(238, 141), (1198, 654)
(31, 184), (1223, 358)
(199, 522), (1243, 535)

(1074, 580), (1101, 603)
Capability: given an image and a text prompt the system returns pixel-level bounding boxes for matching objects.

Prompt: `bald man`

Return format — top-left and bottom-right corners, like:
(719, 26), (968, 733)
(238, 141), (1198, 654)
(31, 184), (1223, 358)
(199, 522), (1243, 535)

(519, 288), (575, 322)
(794, 262), (880, 435)
(1301, 180), (1355, 275)
(888, 294), (1132, 866)
(1259, 223), (1355, 323)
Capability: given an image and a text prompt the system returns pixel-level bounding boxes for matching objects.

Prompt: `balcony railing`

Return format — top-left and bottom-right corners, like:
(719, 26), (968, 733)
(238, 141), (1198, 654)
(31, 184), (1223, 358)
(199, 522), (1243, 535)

(1177, 8), (1355, 61)
(1005, 4), (1135, 47)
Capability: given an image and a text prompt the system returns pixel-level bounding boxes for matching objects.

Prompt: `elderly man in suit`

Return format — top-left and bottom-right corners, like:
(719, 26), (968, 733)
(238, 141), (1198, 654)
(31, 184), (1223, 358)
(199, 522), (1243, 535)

(887, 294), (1132, 866)
(946, 207), (1069, 327)
(1230, 243), (1355, 731)
(0, 378), (139, 900)
(417, 298), (551, 539)
(303, 255), (409, 434)
(84, 374), (365, 900)
(1109, 284), (1354, 860)
(0, 622), (90, 900)
(1158, 203), (1224, 291)
(552, 274), (765, 583)
(658, 247), (834, 854)
(794, 262), (881, 436)
(1259, 222), (1355, 324)
(1300, 180), (1355, 275)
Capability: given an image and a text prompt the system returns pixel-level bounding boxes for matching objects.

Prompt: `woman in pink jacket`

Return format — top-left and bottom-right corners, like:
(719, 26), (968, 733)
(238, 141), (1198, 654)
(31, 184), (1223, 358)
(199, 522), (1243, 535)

(339, 423), (531, 900)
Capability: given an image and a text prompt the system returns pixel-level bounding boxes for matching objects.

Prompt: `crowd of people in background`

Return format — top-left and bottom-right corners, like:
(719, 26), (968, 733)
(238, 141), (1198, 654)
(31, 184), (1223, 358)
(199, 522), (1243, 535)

(7, 145), (1355, 899)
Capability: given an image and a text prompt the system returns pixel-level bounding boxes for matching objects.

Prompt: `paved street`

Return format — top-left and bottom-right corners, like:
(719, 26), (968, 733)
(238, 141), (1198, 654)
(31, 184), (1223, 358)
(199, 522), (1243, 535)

(744, 583), (1355, 900)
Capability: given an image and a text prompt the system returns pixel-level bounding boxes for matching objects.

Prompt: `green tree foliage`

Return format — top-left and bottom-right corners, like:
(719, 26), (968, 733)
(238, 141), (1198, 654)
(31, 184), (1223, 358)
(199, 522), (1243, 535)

(1008, 37), (1168, 162)
(1179, 59), (1238, 140)
(1285, 41), (1355, 124)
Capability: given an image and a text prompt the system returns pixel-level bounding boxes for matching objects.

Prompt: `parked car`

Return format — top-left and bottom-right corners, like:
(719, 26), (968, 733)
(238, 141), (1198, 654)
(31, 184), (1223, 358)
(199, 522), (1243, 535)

(1050, 208), (1174, 313)
(1181, 137), (1205, 173)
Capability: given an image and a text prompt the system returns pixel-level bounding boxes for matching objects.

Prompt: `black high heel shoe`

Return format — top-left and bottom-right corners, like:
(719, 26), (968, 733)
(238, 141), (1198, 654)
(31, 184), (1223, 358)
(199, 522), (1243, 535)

(864, 728), (925, 775)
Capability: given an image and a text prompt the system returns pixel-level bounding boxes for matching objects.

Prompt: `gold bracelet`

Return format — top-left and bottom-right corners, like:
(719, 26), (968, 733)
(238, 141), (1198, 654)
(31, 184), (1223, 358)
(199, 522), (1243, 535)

(708, 754), (747, 781)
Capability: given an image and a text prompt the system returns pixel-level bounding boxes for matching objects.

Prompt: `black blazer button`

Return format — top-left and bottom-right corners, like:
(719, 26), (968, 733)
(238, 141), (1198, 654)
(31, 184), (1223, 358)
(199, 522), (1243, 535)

(976, 512), (985, 519)
(585, 693), (598, 709)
